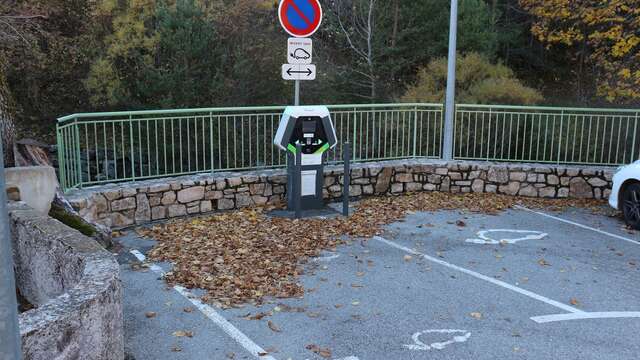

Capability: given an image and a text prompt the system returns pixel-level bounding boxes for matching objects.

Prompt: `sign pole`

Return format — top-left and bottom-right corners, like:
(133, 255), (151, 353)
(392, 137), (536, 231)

(443, 0), (458, 161)
(0, 138), (22, 360)
(295, 80), (300, 106)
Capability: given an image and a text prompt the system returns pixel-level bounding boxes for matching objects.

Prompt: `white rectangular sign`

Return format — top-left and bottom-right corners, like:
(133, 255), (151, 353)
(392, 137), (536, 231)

(288, 37), (312, 64)
(282, 64), (316, 81)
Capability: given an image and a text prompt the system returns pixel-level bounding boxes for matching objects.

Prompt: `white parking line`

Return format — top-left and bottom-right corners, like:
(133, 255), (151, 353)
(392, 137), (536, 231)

(372, 236), (583, 315)
(514, 205), (640, 246)
(130, 250), (279, 360)
(531, 312), (640, 324)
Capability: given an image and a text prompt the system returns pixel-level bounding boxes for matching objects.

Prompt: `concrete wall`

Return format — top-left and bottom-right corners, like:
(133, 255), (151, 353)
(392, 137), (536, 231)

(9, 202), (123, 360)
(67, 160), (615, 229)
(5, 166), (58, 214)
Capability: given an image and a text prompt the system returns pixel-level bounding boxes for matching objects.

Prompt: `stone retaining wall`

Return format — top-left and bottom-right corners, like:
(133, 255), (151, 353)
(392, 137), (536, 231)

(67, 160), (615, 229)
(10, 202), (123, 360)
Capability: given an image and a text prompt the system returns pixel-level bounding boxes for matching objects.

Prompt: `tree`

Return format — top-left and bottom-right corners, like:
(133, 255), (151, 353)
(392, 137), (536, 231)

(401, 52), (543, 105)
(520, 0), (640, 103)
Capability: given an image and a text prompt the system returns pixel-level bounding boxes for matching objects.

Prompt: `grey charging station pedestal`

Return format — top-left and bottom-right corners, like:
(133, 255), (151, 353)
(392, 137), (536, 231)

(274, 106), (337, 211)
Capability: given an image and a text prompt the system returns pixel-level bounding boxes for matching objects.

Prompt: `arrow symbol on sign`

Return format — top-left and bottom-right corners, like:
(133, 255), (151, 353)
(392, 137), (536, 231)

(286, 67), (313, 76)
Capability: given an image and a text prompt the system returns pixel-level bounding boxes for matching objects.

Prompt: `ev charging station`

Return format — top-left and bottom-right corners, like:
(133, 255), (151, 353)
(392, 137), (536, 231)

(274, 106), (337, 211)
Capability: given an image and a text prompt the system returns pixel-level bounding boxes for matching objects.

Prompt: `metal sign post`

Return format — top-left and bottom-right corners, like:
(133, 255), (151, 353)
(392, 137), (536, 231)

(0, 138), (22, 360)
(443, 0), (458, 161)
(279, 1), (322, 106)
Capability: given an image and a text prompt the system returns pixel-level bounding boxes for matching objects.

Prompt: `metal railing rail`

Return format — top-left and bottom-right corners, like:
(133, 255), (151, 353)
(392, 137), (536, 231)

(57, 103), (444, 190)
(57, 102), (640, 192)
(454, 104), (639, 166)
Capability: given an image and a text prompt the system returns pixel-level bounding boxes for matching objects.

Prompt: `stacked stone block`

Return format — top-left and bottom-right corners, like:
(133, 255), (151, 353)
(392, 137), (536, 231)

(68, 160), (615, 229)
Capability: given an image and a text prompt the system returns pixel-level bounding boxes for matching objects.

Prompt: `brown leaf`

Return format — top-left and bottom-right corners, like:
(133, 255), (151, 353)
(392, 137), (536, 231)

(267, 321), (281, 332)
(183, 307), (194, 313)
(145, 311), (157, 318)
(538, 259), (551, 266)
(570, 298), (579, 306)
(470, 312), (483, 319)
(173, 330), (193, 338)
(403, 255), (413, 262)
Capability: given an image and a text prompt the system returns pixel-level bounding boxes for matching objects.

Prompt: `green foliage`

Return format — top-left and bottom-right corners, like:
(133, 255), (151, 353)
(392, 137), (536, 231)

(402, 52), (543, 105)
(49, 204), (97, 237)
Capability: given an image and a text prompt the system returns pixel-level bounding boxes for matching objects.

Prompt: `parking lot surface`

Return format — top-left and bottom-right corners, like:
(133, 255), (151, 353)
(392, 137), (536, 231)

(117, 205), (640, 360)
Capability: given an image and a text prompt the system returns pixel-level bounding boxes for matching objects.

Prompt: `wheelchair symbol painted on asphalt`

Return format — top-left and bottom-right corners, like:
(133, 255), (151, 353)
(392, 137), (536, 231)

(403, 329), (471, 351)
(465, 229), (548, 245)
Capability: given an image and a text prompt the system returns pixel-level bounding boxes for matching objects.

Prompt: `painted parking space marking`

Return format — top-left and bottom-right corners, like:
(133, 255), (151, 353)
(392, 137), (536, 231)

(130, 250), (279, 360)
(465, 229), (548, 245)
(372, 236), (584, 315)
(531, 312), (640, 324)
(514, 205), (640, 246)
(403, 329), (471, 351)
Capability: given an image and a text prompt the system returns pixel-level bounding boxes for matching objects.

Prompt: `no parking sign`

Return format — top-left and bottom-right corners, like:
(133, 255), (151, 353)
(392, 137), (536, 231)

(278, 0), (323, 38)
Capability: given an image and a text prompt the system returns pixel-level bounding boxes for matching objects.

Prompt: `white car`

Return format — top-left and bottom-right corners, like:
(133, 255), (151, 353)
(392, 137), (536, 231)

(609, 161), (640, 229)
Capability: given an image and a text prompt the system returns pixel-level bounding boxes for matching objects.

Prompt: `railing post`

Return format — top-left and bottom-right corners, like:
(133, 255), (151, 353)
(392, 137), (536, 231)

(0, 135), (22, 360)
(74, 122), (83, 188)
(352, 108), (357, 161)
(632, 112), (639, 162)
(343, 142), (351, 217)
(56, 124), (66, 191)
(129, 115), (136, 181)
(209, 112), (214, 174)
(294, 143), (302, 219)
(557, 110), (564, 164)
(412, 106), (418, 158)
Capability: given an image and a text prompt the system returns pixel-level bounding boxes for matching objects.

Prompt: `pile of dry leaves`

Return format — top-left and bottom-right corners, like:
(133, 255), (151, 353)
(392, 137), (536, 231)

(140, 192), (607, 307)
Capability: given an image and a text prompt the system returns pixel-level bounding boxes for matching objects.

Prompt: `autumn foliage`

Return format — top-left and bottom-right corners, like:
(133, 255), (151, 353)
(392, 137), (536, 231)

(521, 0), (640, 102)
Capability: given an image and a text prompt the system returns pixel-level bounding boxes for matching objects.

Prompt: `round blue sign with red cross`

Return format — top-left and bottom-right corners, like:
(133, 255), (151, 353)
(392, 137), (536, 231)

(278, 0), (323, 38)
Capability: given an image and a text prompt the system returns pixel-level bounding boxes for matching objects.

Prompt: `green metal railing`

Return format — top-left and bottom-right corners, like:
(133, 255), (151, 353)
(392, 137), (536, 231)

(57, 103), (640, 191)
(454, 105), (640, 165)
(56, 103), (444, 190)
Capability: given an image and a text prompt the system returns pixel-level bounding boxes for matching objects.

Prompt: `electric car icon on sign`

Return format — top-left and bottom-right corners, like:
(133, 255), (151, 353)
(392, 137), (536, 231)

(291, 48), (311, 61)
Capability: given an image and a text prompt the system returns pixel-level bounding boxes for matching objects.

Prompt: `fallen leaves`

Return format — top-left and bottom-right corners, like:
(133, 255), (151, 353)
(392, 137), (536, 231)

(305, 344), (332, 358)
(570, 298), (580, 306)
(140, 192), (606, 307)
(538, 259), (551, 266)
(403, 255), (413, 262)
(145, 311), (157, 318)
(172, 330), (193, 338)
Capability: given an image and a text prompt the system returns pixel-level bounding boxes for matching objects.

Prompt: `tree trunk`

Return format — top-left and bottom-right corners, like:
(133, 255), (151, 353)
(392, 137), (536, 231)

(0, 67), (16, 167)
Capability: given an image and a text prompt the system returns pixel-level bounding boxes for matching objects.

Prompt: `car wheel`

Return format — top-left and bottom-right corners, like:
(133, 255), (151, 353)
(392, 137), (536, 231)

(622, 183), (640, 229)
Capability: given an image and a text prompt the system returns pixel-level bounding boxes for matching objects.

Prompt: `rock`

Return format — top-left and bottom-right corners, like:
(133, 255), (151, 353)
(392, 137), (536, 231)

(205, 191), (224, 200)
(242, 175), (259, 183)
(148, 184), (170, 193)
(427, 174), (442, 184)
(485, 184), (497, 193)
(487, 167), (509, 184)
(547, 175), (559, 185)
(363, 185), (374, 195)
(161, 191), (176, 205)
(135, 194), (151, 223)
(406, 182), (422, 192)
(110, 211), (134, 227)
(566, 169), (579, 177)
(435, 168), (448, 175)
(472, 179), (484, 192)
(103, 189), (121, 201)
(391, 183), (403, 193)
(235, 193), (253, 208)
(94, 194), (109, 213)
(539, 187), (556, 198)
(558, 187), (569, 198)
(187, 205), (200, 214)
(121, 188), (137, 197)
(151, 206), (166, 220)
(349, 185), (363, 196)
(588, 177), (608, 187)
(252, 196), (268, 205)
(375, 167), (393, 194)
(177, 186), (205, 203)
(499, 181), (520, 196)
(449, 172), (463, 181)
(519, 185), (538, 197)
(440, 178), (451, 192)
(167, 204), (187, 218)
(227, 177), (243, 187)
(111, 197), (136, 211)
(569, 178), (593, 198)
(395, 172), (413, 183)
(200, 200), (213, 212)
(510, 172), (526, 182)
(218, 198), (234, 210)
(423, 184), (437, 191)
(148, 195), (161, 207)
